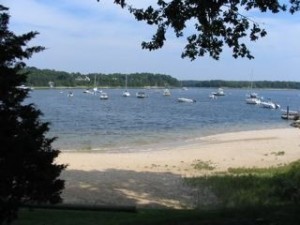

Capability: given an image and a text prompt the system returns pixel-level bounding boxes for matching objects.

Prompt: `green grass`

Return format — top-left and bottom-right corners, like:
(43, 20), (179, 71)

(191, 160), (215, 171)
(186, 160), (300, 208)
(15, 205), (300, 225)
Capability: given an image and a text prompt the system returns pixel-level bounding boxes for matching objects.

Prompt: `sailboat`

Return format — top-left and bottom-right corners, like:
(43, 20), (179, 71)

(163, 88), (171, 96)
(245, 71), (261, 104)
(122, 74), (130, 97)
(93, 74), (102, 94)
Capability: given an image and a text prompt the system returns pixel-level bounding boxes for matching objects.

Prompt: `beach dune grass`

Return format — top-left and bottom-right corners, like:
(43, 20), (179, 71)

(185, 160), (300, 208)
(192, 160), (215, 171)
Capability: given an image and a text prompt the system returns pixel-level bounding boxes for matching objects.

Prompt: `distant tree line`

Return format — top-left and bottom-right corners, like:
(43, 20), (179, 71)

(182, 80), (300, 89)
(24, 67), (180, 88)
(23, 67), (300, 89)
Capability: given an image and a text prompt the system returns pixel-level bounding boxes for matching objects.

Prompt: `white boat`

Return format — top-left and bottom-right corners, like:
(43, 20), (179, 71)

(93, 87), (102, 94)
(122, 90), (131, 97)
(163, 88), (171, 96)
(260, 100), (280, 109)
(122, 75), (131, 97)
(67, 91), (73, 97)
(212, 88), (225, 96)
(177, 97), (196, 103)
(93, 75), (103, 94)
(16, 84), (33, 90)
(83, 89), (94, 94)
(245, 72), (260, 104)
(182, 87), (188, 91)
(99, 92), (108, 100)
(246, 97), (261, 104)
(136, 91), (147, 98)
(246, 93), (261, 104)
(209, 93), (217, 99)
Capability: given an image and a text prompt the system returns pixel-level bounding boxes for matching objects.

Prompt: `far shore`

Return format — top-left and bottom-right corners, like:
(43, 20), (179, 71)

(28, 85), (300, 91)
(56, 127), (300, 208)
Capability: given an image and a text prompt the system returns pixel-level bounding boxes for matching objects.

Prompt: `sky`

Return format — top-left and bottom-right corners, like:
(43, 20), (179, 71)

(2, 0), (300, 81)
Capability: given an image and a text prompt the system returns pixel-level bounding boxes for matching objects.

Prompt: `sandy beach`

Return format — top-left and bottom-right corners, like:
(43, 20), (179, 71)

(56, 127), (300, 208)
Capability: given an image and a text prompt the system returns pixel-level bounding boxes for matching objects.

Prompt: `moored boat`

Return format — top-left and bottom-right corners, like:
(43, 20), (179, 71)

(122, 75), (131, 97)
(136, 91), (147, 98)
(16, 84), (33, 91)
(212, 88), (225, 96)
(163, 89), (171, 96)
(67, 91), (73, 97)
(177, 97), (196, 103)
(83, 89), (94, 94)
(122, 90), (131, 97)
(209, 93), (217, 99)
(246, 93), (261, 104)
(260, 99), (280, 109)
(100, 92), (108, 100)
(246, 98), (261, 104)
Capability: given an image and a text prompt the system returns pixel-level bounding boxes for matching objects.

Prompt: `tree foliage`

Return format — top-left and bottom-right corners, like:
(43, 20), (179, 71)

(99, 0), (300, 60)
(183, 80), (300, 89)
(23, 67), (300, 89)
(0, 5), (66, 224)
(24, 67), (180, 88)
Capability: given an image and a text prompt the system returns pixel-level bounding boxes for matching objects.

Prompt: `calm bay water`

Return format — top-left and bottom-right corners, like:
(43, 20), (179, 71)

(25, 88), (300, 152)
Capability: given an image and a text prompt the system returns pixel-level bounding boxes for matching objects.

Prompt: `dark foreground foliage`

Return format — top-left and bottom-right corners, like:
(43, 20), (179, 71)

(102, 0), (300, 60)
(0, 5), (66, 224)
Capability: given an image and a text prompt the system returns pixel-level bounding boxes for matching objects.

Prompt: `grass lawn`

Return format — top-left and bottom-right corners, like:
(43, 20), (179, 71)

(15, 204), (300, 225)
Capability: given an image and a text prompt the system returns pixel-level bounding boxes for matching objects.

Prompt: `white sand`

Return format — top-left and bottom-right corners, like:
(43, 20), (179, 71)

(56, 128), (300, 208)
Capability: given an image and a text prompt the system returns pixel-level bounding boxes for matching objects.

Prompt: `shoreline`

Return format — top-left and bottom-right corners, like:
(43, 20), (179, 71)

(56, 127), (300, 208)
(56, 124), (289, 153)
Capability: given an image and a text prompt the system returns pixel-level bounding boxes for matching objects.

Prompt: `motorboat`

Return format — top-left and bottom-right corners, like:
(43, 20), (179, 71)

(163, 89), (171, 96)
(100, 92), (108, 100)
(246, 98), (261, 104)
(212, 88), (225, 96)
(249, 92), (258, 98)
(260, 100), (280, 109)
(136, 91), (147, 98)
(83, 89), (94, 94)
(246, 92), (261, 104)
(177, 97), (196, 103)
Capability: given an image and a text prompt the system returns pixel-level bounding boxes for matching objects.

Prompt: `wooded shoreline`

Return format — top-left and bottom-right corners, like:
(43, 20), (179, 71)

(24, 67), (300, 89)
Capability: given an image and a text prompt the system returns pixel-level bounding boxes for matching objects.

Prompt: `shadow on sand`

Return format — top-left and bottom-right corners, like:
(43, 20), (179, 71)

(60, 169), (215, 209)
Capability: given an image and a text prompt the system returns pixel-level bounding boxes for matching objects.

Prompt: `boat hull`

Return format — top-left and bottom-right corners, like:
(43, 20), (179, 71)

(177, 98), (196, 103)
